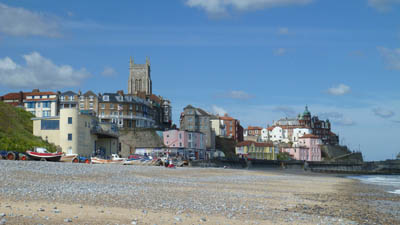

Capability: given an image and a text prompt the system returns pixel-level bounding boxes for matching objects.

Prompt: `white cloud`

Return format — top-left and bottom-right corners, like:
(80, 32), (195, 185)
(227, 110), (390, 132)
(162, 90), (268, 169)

(227, 90), (253, 100)
(101, 66), (117, 77)
(372, 108), (395, 118)
(278, 27), (289, 35)
(212, 105), (228, 116)
(185, 0), (313, 15)
(274, 48), (287, 56)
(377, 46), (400, 70)
(327, 84), (351, 96)
(368, 0), (400, 12)
(0, 52), (91, 89)
(318, 112), (356, 126)
(0, 3), (60, 37)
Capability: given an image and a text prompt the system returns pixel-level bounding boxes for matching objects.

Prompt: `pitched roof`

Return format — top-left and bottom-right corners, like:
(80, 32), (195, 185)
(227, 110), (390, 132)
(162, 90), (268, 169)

(299, 134), (320, 139)
(60, 91), (78, 96)
(236, 141), (255, 147)
(83, 90), (97, 97)
(254, 142), (274, 147)
(247, 126), (263, 130)
(1, 92), (22, 99)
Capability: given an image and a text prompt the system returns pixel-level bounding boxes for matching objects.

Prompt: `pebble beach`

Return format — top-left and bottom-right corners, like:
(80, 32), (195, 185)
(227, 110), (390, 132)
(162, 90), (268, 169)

(0, 161), (399, 225)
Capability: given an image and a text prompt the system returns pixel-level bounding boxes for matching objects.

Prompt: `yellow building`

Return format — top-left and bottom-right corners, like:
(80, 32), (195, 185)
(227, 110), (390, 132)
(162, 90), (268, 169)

(236, 141), (278, 160)
(32, 108), (119, 157)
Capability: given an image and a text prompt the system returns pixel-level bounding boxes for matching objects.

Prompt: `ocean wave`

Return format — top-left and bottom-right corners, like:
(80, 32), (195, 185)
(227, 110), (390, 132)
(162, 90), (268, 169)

(389, 189), (400, 195)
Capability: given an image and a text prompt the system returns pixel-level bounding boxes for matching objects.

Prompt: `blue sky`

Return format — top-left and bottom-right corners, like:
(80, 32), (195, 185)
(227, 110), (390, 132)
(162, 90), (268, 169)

(0, 0), (400, 160)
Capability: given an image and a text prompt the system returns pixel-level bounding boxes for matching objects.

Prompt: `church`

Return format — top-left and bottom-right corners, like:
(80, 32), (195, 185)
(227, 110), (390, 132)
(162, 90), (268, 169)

(128, 56), (152, 95)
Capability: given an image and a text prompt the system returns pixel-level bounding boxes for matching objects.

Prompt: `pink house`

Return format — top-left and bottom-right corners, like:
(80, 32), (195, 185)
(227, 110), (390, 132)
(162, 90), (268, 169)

(163, 130), (206, 150)
(282, 134), (322, 161)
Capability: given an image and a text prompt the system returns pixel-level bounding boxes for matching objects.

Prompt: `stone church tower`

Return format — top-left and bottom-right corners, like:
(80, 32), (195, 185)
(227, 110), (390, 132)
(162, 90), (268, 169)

(128, 56), (152, 95)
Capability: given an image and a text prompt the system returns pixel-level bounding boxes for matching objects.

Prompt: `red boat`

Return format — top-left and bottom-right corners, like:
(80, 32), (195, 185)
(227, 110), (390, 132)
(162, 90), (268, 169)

(26, 147), (63, 162)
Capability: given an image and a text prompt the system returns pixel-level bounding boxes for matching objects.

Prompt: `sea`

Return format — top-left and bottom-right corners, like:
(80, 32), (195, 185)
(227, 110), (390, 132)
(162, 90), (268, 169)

(350, 175), (400, 195)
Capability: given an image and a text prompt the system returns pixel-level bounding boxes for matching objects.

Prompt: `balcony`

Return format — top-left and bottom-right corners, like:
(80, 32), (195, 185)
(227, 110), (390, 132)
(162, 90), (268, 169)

(98, 114), (155, 122)
(91, 123), (119, 138)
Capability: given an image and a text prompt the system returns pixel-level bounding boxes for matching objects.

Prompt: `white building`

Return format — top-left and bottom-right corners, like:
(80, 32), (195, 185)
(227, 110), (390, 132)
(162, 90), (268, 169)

(267, 125), (312, 145)
(24, 91), (58, 118)
(32, 108), (119, 157)
(210, 116), (226, 137)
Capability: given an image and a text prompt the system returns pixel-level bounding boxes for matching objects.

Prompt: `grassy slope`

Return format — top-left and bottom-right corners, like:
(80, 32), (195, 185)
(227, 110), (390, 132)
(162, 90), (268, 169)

(0, 101), (56, 152)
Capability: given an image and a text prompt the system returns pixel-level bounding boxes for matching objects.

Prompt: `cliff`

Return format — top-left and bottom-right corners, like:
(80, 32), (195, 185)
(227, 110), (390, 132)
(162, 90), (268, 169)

(0, 102), (56, 152)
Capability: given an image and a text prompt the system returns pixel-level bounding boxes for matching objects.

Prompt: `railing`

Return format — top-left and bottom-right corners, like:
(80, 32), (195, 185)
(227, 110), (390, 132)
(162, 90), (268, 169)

(98, 114), (155, 122)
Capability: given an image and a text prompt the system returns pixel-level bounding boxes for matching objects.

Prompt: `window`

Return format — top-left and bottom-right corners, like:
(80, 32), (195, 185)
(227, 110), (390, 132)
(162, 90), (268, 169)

(80, 103), (84, 108)
(43, 110), (50, 117)
(101, 111), (105, 116)
(41, 120), (59, 130)
(36, 102), (41, 108)
(110, 104), (114, 109)
(60, 96), (65, 101)
(80, 96), (84, 101)
(42, 101), (50, 108)
(89, 96), (94, 101)
(179, 133), (182, 139)
(101, 104), (105, 109)
(69, 96), (74, 101)
(68, 117), (72, 124)
(27, 102), (35, 108)
(129, 104), (133, 110)
(68, 133), (72, 141)
(103, 95), (109, 101)
(89, 103), (93, 109)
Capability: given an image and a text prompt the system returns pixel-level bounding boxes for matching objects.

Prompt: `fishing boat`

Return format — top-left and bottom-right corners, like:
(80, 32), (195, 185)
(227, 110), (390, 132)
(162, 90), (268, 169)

(60, 154), (79, 163)
(26, 147), (62, 162)
(90, 157), (123, 164)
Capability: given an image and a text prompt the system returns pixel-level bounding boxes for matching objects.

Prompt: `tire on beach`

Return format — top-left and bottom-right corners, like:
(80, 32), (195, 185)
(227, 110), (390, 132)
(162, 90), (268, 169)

(40, 158), (47, 161)
(72, 157), (79, 163)
(7, 152), (16, 160)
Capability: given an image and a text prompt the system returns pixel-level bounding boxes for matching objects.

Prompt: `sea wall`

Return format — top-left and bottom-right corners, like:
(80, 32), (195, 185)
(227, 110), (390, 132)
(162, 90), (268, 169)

(118, 128), (164, 157)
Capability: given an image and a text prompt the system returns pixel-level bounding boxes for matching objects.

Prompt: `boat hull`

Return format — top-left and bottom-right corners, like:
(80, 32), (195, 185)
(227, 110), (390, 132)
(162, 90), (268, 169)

(26, 151), (62, 162)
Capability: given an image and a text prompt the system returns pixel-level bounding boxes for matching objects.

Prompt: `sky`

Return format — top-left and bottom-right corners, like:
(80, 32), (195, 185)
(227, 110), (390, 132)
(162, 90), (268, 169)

(0, 0), (400, 160)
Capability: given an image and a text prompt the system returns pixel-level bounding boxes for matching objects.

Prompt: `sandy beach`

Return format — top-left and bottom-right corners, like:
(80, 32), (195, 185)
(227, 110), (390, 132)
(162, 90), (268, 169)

(0, 161), (399, 225)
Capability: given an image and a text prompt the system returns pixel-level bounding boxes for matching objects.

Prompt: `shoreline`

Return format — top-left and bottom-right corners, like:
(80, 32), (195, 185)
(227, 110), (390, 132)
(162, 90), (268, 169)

(0, 161), (399, 224)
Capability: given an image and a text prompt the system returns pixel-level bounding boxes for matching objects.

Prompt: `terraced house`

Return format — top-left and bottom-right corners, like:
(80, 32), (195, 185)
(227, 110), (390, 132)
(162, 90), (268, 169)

(236, 141), (278, 160)
(59, 91), (79, 109)
(180, 105), (215, 149)
(98, 91), (155, 128)
(79, 90), (99, 115)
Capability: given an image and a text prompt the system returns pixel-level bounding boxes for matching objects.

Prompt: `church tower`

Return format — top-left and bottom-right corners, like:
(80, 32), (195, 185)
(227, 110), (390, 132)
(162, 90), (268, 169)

(128, 56), (152, 95)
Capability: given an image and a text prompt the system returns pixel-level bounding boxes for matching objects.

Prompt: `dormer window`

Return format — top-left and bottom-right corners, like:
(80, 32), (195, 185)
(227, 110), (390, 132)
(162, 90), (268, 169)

(89, 96), (94, 101)
(103, 95), (109, 101)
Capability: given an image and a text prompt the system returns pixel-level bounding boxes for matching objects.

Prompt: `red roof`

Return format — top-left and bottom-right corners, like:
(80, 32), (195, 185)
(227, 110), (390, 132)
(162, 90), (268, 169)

(237, 141), (273, 147)
(1, 92), (22, 100)
(236, 141), (255, 147)
(247, 126), (263, 130)
(220, 116), (235, 121)
(267, 126), (274, 131)
(299, 134), (319, 139)
(24, 91), (57, 96)
(254, 142), (274, 147)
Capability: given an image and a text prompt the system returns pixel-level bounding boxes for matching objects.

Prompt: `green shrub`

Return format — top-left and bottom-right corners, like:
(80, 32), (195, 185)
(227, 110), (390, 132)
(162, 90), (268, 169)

(0, 102), (56, 153)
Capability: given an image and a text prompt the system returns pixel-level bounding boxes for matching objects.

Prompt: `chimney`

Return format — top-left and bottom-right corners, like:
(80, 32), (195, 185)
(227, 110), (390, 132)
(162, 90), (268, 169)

(117, 90), (124, 96)
(32, 89), (40, 93)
